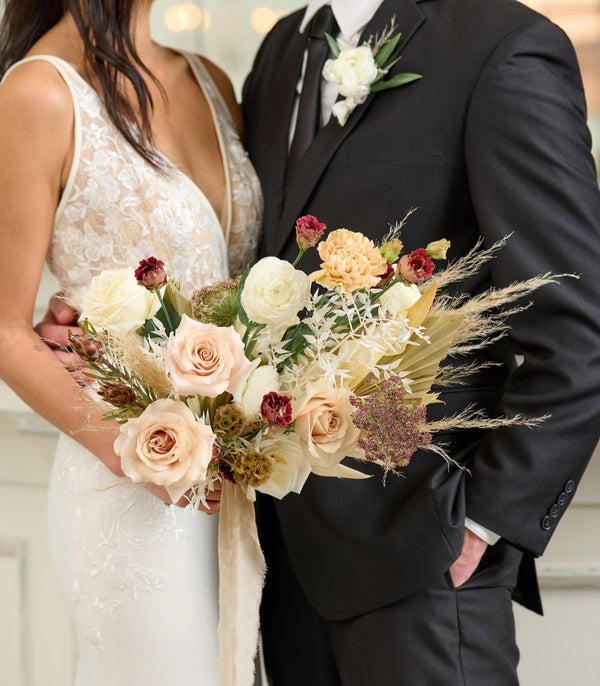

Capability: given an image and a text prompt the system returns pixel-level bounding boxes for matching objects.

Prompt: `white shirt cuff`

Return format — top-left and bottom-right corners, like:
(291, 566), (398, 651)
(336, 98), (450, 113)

(465, 517), (501, 546)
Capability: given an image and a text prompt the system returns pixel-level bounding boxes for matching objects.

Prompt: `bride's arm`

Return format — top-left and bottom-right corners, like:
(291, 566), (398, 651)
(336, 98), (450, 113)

(0, 62), (220, 510)
(0, 62), (127, 473)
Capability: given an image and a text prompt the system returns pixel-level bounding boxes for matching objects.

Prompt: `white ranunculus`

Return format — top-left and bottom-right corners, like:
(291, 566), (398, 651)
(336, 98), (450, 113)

(255, 432), (311, 499)
(379, 282), (422, 317)
(240, 256), (310, 330)
(79, 268), (160, 333)
(238, 365), (280, 420)
(323, 46), (380, 100)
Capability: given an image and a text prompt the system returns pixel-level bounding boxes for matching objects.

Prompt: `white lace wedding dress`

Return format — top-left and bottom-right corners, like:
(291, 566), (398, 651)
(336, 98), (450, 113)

(3, 53), (262, 685)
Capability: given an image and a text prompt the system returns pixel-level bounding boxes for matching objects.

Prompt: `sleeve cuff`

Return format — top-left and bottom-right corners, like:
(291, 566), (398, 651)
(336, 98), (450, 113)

(465, 517), (501, 546)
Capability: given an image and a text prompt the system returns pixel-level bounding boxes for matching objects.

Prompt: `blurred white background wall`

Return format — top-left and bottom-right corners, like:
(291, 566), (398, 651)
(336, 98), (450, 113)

(0, 1), (599, 684)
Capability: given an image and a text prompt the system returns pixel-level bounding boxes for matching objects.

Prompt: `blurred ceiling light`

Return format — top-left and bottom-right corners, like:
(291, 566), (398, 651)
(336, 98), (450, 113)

(164, 3), (210, 33)
(250, 6), (286, 34)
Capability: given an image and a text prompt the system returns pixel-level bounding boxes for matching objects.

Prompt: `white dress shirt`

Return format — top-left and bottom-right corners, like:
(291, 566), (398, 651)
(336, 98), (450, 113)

(294, 0), (500, 547)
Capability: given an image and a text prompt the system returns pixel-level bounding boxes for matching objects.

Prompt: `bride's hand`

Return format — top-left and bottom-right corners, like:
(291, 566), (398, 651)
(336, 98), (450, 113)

(34, 294), (88, 381)
(144, 480), (223, 514)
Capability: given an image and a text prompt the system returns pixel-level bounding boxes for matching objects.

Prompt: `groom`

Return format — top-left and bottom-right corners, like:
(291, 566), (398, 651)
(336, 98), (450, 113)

(242, 0), (600, 683)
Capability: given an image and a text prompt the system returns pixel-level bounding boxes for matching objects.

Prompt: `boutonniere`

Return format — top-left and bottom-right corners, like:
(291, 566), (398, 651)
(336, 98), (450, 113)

(322, 19), (422, 126)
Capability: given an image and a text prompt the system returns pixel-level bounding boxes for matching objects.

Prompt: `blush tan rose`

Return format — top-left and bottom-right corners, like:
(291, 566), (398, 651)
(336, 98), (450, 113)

(114, 398), (215, 502)
(294, 387), (361, 468)
(164, 315), (256, 398)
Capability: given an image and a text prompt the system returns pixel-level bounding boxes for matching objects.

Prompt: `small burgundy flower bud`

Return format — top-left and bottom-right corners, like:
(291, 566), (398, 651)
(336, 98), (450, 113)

(261, 392), (293, 428)
(295, 215), (327, 251)
(135, 257), (167, 291)
(397, 249), (435, 284)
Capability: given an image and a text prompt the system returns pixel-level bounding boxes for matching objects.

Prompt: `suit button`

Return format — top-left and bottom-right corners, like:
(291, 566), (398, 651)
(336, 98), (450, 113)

(541, 516), (553, 531)
(564, 480), (575, 493)
(549, 504), (560, 518)
(557, 493), (568, 506)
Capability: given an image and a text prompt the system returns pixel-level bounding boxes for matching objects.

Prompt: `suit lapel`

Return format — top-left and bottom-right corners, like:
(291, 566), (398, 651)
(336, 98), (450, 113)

(273, 0), (427, 255)
(259, 19), (307, 251)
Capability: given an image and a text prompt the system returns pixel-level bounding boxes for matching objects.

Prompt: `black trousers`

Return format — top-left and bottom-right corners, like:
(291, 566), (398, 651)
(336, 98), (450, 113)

(260, 530), (522, 686)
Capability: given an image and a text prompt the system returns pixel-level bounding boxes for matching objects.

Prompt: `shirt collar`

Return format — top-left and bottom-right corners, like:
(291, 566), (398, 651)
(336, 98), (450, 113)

(299, 0), (384, 43)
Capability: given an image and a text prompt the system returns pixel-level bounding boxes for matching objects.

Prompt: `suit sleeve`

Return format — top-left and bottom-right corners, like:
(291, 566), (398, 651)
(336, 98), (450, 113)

(463, 18), (600, 556)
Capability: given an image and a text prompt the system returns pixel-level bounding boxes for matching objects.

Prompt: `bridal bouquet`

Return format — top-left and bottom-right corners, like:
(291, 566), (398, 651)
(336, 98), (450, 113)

(70, 216), (552, 504)
(69, 216), (554, 685)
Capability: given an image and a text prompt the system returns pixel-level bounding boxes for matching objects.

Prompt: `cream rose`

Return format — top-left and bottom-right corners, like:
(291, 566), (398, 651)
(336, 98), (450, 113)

(165, 315), (256, 398)
(240, 257), (310, 330)
(322, 46), (380, 100)
(79, 268), (160, 333)
(294, 386), (361, 468)
(255, 432), (311, 499)
(379, 282), (422, 317)
(310, 229), (388, 295)
(238, 365), (280, 420)
(114, 398), (215, 502)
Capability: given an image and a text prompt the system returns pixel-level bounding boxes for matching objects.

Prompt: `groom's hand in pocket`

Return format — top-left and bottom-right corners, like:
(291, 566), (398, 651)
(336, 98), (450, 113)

(448, 528), (488, 588)
(34, 293), (86, 380)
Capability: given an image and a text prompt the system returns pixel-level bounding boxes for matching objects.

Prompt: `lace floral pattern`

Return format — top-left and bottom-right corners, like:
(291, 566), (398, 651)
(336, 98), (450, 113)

(36, 53), (263, 303)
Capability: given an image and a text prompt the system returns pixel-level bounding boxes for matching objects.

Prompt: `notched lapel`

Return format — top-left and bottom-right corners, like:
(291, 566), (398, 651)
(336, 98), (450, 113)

(275, 0), (426, 254)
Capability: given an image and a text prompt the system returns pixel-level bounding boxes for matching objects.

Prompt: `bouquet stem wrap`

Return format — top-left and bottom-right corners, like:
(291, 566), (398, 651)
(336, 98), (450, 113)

(218, 481), (266, 686)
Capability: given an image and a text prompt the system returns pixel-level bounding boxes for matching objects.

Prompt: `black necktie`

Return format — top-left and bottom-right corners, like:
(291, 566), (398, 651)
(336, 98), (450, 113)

(287, 5), (338, 181)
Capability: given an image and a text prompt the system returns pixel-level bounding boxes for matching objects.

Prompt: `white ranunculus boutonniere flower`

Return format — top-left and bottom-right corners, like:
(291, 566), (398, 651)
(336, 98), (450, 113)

(322, 19), (422, 126)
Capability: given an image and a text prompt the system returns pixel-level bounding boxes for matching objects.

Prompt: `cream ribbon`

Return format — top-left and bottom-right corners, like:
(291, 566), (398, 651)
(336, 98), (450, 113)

(218, 481), (266, 686)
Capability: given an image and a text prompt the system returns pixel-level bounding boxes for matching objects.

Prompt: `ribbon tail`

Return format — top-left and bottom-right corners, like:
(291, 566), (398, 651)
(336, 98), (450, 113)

(218, 481), (266, 686)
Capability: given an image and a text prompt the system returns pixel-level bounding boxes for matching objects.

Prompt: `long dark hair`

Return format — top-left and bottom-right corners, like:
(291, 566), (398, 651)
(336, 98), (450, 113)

(0, 0), (163, 167)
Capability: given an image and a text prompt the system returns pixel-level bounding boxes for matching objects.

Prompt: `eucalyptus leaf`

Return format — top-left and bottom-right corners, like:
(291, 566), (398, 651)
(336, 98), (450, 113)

(236, 265), (251, 327)
(375, 32), (402, 68)
(370, 73), (422, 93)
(325, 32), (340, 58)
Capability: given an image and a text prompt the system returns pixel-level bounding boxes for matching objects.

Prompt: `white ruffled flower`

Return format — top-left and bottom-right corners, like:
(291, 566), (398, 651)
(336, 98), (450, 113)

(323, 46), (381, 125)
(238, 365), (280, 420)
(79, 268), (160, 333)
(241, 257), (310, 331)
(255, 432), (311, 499)
(379, 282), (422, 317)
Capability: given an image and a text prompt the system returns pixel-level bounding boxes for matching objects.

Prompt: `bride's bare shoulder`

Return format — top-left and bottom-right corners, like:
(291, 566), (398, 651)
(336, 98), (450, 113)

(0, 58), (73, 121)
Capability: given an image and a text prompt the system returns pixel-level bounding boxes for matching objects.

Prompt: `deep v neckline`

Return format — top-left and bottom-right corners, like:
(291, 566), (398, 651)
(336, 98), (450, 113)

(23, 53), (233, 243)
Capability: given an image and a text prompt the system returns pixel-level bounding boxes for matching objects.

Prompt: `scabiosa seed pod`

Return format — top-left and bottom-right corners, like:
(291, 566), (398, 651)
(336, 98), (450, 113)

(134, 257), (167, 291)
(213, 403), (246, 436)
(69, 334), (105, 362)
(234, 450), (273, 488)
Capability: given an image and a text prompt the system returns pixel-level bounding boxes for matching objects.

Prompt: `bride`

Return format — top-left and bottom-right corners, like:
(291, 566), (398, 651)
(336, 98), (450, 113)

(0, 0), (262, 683)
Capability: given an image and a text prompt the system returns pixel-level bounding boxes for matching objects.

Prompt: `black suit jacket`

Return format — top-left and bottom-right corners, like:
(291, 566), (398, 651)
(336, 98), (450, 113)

(242, 0), (600, 620)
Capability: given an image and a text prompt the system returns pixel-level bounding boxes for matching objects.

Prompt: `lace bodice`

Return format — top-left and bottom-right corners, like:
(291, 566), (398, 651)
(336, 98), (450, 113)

(4, 53), (262, 302)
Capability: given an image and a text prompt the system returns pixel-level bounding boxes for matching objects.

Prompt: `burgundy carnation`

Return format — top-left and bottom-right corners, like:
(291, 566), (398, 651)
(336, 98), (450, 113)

(135, 257), (167, 291)
(295, 215), (327, 251)
(397, 249), (435, 284)
(261, 392), (293, 428)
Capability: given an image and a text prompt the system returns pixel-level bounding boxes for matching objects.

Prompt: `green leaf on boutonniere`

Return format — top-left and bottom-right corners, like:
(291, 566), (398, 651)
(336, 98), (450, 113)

(325, 32), (340, 58)
(371, 72), (422, 93)
(374, 31), (402, 68)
